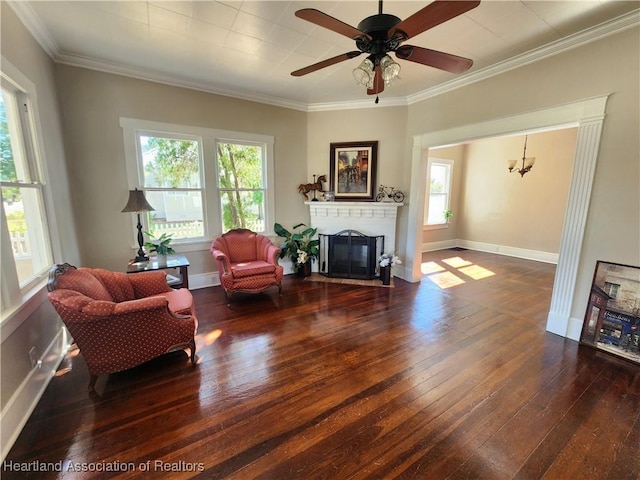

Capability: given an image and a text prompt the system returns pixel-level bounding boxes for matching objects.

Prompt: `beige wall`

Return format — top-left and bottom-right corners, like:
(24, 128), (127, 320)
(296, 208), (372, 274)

(407, 26), (640, 322)
(54, 65), (308, 275)
(458, 129), (577, 253)
(306, 106), (409, 256)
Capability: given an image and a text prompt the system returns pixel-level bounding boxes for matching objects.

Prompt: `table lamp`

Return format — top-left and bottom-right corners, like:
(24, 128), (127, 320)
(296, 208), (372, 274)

(121, 188), (155, 262)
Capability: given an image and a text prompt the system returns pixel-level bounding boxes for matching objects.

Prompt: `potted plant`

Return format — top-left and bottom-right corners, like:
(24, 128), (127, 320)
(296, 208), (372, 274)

(274, 222), (319, 277)
(378, 252), (402, 285)
(144, 232), (175, 265)
(444, 209), (454, 223)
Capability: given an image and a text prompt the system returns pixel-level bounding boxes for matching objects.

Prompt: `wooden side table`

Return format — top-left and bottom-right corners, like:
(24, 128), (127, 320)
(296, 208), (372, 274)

(126, 254), (190, 289)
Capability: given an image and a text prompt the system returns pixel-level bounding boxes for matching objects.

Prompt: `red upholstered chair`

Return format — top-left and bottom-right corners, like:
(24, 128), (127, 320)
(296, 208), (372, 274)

(47, 263), (197, 392)
(210, 228), (283, 302)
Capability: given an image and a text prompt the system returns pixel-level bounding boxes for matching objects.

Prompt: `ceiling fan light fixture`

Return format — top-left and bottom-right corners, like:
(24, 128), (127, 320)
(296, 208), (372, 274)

(380, 54), (401, 86)
(353, 58), (374, 87)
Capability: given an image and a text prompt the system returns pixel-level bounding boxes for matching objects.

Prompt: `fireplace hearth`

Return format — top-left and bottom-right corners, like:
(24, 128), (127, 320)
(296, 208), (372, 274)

(319, 230), (384, 280)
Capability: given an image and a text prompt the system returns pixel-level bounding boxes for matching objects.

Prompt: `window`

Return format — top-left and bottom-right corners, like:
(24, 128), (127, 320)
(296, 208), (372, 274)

(138, 133), (205, 240)
(425, 158), (453, 226)
(604, 282), (620, 299)
(1, 71), (53, 313)
(121, 118), (275, 247)
(216, 142), (266, 232)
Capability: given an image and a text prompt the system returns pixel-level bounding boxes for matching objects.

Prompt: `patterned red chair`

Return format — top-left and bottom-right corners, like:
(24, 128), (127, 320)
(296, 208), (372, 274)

(47, 263), (197, 392)
(210, 228), (283, 302)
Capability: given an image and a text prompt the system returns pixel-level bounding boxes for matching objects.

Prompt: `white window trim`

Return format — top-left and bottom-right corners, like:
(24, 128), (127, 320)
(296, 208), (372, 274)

(120, 117), (276, 252)
(136, 130), (207, 243)
(1, 57), (59, 324)
(424, 157), (453, 230)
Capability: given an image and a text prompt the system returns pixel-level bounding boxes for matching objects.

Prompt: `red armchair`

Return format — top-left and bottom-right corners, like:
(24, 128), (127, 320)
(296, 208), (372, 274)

(47, 263), (197, 392)
(210, 228), (283, 302)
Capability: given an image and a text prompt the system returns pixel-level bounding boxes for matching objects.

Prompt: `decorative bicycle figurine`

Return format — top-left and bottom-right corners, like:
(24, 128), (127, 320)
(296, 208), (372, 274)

(376, 185), (405, 203)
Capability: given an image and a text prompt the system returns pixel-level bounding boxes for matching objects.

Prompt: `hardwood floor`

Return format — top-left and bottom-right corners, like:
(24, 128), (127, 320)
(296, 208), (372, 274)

(4, 250), (639, 479)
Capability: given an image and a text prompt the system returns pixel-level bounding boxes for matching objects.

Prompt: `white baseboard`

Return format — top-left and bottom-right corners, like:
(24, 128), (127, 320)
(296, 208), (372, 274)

(1, 327), (70, 461)
(458, 240), (558, 264)
(189, 271), (220, 290)
(422, 239), (558, 264)
(421, 239), (458, 252)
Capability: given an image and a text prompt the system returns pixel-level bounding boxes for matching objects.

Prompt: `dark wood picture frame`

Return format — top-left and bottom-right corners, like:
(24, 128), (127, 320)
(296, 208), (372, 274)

(580, 260), (640, 364)
(329, 141), (378, 201)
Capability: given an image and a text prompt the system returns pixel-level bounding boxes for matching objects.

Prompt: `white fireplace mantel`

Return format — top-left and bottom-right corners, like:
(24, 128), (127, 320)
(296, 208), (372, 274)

(305, 201), (403, 255)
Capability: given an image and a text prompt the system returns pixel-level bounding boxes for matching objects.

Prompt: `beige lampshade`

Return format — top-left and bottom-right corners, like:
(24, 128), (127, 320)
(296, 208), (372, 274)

(121, 188), (155, 213)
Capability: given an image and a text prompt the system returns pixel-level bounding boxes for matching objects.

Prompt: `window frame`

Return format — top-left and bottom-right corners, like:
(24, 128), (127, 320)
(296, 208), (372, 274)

(215, 138), (269, 234)
(1, 59), (57, 320)
(120, 118), (275, 252)
(424, 157), (454, 229)
(136, 130), (207, 243)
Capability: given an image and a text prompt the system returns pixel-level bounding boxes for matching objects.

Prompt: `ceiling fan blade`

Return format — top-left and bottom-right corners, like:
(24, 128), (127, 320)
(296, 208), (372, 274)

(291, 51), (362, 77)
(296, 9), (371, 41)
(389, 1), (480, 41)
(367, 65), (384, 95)
(396, 45), (473, 73)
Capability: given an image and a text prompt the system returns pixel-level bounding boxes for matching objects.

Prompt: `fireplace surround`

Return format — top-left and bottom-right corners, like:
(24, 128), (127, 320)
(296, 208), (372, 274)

(306, 201), (403, 277)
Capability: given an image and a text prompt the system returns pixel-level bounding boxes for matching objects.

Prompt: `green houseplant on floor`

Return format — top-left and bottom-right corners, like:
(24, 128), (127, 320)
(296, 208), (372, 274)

(274, 223), (319, 277)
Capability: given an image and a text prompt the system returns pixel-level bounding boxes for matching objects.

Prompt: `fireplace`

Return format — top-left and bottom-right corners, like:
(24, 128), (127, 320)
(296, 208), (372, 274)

(306, 201), (402, 278)
(319, 230), (384, 279)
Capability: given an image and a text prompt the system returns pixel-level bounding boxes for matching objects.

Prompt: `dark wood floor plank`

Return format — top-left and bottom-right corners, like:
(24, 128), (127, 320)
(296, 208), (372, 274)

(3, 250), (639, 480)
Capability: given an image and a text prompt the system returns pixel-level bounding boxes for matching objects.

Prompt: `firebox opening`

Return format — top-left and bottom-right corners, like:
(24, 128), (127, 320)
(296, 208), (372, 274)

(319, 230), (384, 280)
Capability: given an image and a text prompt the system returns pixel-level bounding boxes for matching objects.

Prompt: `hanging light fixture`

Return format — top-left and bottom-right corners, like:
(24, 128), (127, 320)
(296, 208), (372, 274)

(507, 135), (536, 177)
(352, 54), (401, 90)
(352, 58), (375, 88)
(380, 54), (401, 86)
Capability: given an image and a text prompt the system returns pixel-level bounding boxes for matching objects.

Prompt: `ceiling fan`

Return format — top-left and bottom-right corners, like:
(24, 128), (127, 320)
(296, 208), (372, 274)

(291, 0), (481, 96)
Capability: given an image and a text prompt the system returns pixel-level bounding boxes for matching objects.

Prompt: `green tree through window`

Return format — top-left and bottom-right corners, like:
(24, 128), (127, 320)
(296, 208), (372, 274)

(139, 135), (204, 240)
(143, 137), (199, 188)
(217, 143), (265, 232)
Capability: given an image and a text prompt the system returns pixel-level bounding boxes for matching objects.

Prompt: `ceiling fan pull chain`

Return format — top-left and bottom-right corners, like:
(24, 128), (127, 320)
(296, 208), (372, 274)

(375, 96), (379, 104)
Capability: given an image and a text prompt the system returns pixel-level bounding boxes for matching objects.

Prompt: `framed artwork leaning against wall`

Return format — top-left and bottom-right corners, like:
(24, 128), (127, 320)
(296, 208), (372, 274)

(580, 260), (640, 365)
(329, 141), (377, 201)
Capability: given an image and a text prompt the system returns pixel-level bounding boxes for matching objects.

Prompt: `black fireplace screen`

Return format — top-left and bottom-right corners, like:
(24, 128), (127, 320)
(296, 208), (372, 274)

(319, 230), (384, 280)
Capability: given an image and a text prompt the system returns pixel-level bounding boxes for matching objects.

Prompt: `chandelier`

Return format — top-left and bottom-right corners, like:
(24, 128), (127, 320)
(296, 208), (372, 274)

(352, 54), (401, 90)
(507, 135), (536, 177)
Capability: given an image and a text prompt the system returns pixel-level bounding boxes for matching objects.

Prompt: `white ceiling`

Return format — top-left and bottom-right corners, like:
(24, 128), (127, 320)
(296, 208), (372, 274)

(10, 1), (640, 110)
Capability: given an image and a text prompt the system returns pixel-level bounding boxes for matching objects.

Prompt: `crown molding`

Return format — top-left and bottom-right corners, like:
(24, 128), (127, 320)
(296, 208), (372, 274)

(53, 51), (312, 112)
(405, 9), (640, 105)
(8, 2), (638, 113)
(6, 1), (59, 57)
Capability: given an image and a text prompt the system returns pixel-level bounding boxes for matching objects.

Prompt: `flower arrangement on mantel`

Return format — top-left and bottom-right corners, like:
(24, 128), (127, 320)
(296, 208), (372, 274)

(378, 253), (402, 268)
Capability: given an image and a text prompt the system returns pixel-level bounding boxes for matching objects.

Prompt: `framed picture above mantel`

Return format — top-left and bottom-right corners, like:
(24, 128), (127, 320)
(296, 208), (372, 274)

(580, 260), (640, 365)
(329, 141), (377, 201)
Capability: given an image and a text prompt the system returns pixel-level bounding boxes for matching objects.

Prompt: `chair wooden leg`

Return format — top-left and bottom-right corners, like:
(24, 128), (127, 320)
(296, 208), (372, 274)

(88, 374), (98, 393)
(188, 339), (197, 365)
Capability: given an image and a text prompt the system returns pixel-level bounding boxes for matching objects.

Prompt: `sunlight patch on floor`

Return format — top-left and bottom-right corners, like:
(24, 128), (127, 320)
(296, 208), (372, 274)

(442, 256), (473, 268)
(422, 254), (495, 289)
(425, 271), (466, 289)
(459, 264), (495, 280)
(421, 261), (446, 274)
(203, 329), (222, 345)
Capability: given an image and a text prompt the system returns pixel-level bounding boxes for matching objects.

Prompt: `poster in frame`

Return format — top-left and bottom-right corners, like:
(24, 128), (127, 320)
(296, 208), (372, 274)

(580, 260), (640, 365)
(329, 141), (378, 201)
